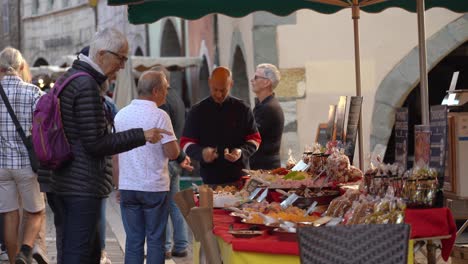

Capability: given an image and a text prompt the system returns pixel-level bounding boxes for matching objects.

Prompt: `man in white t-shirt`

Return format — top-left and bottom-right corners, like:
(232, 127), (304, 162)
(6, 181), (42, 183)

(114, 71), (179, 264)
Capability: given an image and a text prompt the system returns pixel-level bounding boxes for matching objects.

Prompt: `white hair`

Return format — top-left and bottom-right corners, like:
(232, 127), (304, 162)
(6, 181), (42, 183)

(0, 47), (24, 75)
(257, 63), (281, 89)
(89, 28), (128, 61)
(137, 71), (165, 96)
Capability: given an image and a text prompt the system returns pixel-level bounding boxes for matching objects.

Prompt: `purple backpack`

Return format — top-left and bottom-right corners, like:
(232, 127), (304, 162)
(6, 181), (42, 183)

(32, 72), (90, 169)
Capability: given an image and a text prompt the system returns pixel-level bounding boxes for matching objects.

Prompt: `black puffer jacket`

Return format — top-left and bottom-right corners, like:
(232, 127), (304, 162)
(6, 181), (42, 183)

(51, 59), (146, 197)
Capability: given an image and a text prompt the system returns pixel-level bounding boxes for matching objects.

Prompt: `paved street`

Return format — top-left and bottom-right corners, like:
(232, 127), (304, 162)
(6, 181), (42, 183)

(0, 191), (192, 264)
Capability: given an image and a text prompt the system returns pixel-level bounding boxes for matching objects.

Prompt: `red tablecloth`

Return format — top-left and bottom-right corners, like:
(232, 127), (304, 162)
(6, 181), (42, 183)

(404, 207), (457, 261)
(213, 207), (457, 258)
(212, 210), (300, 255)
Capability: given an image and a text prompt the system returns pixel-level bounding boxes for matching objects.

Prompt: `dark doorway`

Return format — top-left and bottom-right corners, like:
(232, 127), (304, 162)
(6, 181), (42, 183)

(384, 41), (468, 166)
(231, 46), (250, 105)
(134, 47), (144, 56)
(196, 56), (210, 104)
(33, 58), (49, 67)
(161, 20), (181, 57)
(160, 20), (190, 107)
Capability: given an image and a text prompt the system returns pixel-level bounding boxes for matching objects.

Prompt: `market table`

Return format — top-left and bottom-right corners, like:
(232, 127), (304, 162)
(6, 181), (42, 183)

(193, 208), (456, 264)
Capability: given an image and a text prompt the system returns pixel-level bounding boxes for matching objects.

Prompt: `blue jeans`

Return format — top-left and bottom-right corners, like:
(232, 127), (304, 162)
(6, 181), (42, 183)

(120, 190), (169, 264)
(55, 195), (102, 264)
(165, 162), (189, 253)
(46, 192), (63, 264)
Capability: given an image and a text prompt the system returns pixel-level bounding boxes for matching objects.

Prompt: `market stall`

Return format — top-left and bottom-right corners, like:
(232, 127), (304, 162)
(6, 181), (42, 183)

(180, 144), (458, 264)
(189, 207), (455, 264)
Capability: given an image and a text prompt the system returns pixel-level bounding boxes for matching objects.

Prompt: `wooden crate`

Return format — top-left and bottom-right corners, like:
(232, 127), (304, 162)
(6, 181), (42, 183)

(451, 245), (468, 264)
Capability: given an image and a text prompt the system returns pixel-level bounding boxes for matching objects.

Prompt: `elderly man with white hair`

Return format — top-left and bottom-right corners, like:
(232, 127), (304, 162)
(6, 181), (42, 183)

(249, 63), (285, 170)
(51, 28), (170, 264)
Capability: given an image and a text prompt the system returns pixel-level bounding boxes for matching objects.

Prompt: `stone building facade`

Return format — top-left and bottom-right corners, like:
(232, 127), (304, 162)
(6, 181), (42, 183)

(0, 0), (21, 50)
(21, 0), (146, 67)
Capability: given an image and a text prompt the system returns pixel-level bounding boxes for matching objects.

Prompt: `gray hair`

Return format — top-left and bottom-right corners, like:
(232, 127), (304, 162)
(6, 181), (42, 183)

(89, 28), (128, 61)
(137, 71), (166, 96)
(0, 47), (24, 75)
(257, 63), (281, 89)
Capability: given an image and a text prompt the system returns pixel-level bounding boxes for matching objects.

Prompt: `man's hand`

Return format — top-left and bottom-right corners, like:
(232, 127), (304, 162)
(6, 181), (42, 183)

(180, 156), (194, 172)
(202, 147), (218, 163)
(115, 190), (121, 203)
(224, 148), (242, 163)
(144, 128), (173, 144)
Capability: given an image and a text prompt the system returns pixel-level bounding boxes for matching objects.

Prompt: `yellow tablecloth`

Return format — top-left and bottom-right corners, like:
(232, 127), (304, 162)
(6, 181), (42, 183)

(193, 238), (414, 264)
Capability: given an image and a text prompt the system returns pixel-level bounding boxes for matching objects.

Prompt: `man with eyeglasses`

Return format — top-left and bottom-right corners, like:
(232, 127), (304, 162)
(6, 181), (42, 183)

(249, 64), (285, 170)
(181, 67), (261, 186)
(50, 28), (170, 264)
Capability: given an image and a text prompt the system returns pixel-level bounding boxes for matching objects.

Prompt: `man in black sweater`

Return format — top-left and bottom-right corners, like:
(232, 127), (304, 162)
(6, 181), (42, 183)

(250, 64), (284, 170)
(181, 67), (261, 185)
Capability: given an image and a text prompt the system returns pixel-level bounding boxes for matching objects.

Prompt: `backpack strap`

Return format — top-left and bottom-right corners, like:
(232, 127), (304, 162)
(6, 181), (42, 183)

(0, 82), (29, 146)
(53, 72), (92, 96)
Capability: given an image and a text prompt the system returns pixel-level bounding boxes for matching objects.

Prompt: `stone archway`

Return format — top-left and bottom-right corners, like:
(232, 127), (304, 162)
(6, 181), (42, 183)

(370, 14), (468, 153)
(161, 19), (181, 57)
(197, 55), (210, 103)
(33, 58), (49, 67)
(134, 46), (143, 56)
(231, 46), (250, 104)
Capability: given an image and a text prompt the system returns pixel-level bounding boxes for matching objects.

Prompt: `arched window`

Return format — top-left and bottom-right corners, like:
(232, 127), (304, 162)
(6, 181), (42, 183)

(231, 46), (250, 104)
(33, 58), (49, 67)
(160, 20), (181, 57)
(198, 56), (210, 103)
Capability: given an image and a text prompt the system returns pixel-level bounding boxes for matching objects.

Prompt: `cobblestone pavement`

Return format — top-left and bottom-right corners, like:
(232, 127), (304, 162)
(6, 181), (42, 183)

(0, 192), (193, 264)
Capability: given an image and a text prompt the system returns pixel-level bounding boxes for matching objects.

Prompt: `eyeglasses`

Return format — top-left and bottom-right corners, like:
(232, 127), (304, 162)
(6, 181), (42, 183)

(105, 50), (128, 63)
(254, 75), (268, 80)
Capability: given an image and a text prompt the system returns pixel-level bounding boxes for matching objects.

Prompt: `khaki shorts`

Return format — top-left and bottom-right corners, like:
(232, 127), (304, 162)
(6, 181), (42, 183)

(0, 168), (45, 213)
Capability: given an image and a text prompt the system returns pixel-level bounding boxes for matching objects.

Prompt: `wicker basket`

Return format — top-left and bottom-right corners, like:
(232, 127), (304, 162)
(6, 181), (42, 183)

(451, 245), (468, 264)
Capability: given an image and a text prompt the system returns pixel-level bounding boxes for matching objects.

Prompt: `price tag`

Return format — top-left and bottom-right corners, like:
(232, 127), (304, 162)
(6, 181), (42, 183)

(304, 201), (318, 216)
(256, 188), (269, 202)
(325, 217), (343, 226)
(280, 193), (300, 209)
(291, 160), (310, 172)
(248, 188), (262, 201)
(243, 178), (263, 193)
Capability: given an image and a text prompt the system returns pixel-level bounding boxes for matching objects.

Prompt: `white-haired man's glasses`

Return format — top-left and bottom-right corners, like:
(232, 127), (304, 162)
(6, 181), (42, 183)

(105, 50), (128, 63)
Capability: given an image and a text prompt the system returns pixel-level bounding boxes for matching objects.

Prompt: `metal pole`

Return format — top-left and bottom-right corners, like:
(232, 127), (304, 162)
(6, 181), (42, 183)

(352, 3), (364, 170)
(417, 0), (430, 125)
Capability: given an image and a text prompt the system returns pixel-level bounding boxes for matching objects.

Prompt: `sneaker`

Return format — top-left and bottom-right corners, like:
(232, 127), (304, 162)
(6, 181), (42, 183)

(100, 250), (112, 264)
(15, 251), (32, 264)
(171, 250), (188, 258)
(0, 250), (8, 261)
(32, 245), (49, 264)
(165, 252), (172, 260)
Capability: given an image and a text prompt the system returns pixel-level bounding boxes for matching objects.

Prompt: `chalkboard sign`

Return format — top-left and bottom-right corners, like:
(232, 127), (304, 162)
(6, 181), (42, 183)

(429, 105), (448, 185)
(326, 105), (336, 141)
(334, 96), (347, 142)
(316, 123), (328, 147)
(394, 108), (408, 170)
(344, 96), (363, 162)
